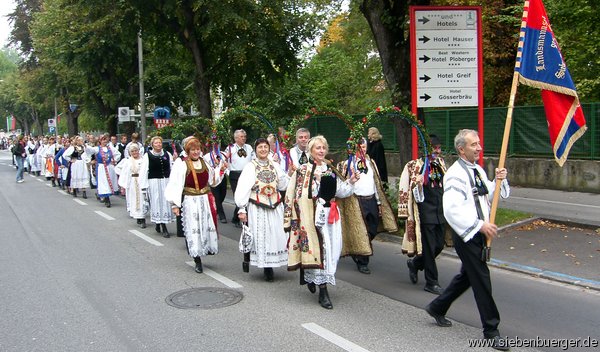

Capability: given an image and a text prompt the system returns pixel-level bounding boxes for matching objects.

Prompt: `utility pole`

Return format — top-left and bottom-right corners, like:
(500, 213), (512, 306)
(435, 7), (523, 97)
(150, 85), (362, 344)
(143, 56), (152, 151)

(138, 30), (147, 142)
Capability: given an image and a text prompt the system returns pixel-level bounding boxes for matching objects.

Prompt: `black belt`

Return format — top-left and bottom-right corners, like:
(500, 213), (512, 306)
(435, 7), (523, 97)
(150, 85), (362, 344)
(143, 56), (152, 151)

(355, 194), (375, 200)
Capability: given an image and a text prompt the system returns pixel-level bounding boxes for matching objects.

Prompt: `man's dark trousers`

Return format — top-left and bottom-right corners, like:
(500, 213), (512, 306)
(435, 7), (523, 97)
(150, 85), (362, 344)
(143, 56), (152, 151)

(413, 223), (445, 285)
(229, 171), (242, 224)
(355, 196), (378, 266)
(211, 176), (228, 220)
(427, 231), (500, 338)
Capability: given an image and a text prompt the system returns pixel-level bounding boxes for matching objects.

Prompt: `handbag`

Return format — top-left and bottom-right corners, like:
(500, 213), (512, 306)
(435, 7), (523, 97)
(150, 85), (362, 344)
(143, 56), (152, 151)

(238, 224), (253, 253)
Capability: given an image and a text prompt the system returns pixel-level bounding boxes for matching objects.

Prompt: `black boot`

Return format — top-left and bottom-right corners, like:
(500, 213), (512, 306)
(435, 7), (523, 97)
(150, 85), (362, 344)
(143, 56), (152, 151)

(242, 252), (250, 273)
(72, 189), (77, 197)
(307, 282), (316, 294)
(318, 285), (333, 309)
(161, 224), (170, 238)
(105, 198), (111, 208)
(95, 192), (100, 200)
(194, 257), (203, 273)
(264, 268), (274, 282)
(51, 179), (56, 187)
(139, 219), (146, 229)
(82, 190), (87, 199)
(155, 224), (161, 233)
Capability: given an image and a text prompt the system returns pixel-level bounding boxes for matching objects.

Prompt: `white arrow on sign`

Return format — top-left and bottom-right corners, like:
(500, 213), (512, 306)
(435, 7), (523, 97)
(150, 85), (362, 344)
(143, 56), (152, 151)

(417, 68), (478, 88)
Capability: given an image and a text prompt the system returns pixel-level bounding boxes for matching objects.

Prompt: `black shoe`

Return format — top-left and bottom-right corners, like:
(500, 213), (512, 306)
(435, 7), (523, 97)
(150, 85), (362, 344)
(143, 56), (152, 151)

(318, 286), (333, 309)
(307, 282), (316, 294)
(52, 180), (56, 187)
(407, 259), (418, 284)
(425, 304), (452, 327)
(486, 336), (510, 351)
(82, 191), (87, 199)
(161, 224), (170, 238)
(194, 260), (203, 273)
(72, 189), (77, 198)
(357, 264), (371, 274)
(220, 218), (227, 224)
(155, 224), (161, 233)
(139, 219), (146, 229)
(424, 284), (444, 295)
(242, 262), (249, 273)
(105, 198), (111, 208)
(264, 268), (274, 282)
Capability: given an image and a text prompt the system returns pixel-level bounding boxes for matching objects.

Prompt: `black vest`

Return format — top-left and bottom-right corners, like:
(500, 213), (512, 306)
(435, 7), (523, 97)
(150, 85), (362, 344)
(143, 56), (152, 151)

(147, 152), (171, 179)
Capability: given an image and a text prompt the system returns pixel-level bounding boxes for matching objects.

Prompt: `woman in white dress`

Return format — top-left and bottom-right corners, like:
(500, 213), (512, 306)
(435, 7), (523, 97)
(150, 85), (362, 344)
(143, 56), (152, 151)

(284, 135), (359, 309)
(165, 137), (226, 274)
(141, 136), (174, 237)
(85, 135), (121, 207)
(117, 144), (148, 228)
(63, 136), (90, 198)
(235, 138), (291, 282)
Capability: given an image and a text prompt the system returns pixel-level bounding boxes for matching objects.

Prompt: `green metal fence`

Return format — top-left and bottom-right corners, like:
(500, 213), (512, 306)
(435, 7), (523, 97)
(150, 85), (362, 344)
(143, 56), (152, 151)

(297, 103), (598, 160)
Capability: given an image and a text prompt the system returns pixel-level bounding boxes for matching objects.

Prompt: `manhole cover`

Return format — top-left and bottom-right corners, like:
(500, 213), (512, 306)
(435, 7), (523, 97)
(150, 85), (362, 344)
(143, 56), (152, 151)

(166, 287), (243, 309)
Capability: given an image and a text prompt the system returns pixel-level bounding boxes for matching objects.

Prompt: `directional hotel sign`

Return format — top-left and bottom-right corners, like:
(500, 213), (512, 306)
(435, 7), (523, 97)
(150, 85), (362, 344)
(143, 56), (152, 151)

(410, 7), (482, 108)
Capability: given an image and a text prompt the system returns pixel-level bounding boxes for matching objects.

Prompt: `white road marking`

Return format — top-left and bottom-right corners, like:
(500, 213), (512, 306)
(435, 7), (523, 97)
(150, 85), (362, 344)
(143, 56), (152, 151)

(185, 261), (243, 289)
(510, 196), (600, 209)
(94, 211), (115, 220)
(73, 199), (87, 206)
(128, 230), (164, 247)
(46, 183), (53, 188)
(301, 323), (370, 352)
(36, 178), (43, 182)
(58, 190), (68, 196)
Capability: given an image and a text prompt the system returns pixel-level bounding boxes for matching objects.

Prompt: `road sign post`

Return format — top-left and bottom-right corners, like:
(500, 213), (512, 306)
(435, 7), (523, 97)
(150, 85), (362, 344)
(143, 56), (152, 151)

(410, 6), (484, 164)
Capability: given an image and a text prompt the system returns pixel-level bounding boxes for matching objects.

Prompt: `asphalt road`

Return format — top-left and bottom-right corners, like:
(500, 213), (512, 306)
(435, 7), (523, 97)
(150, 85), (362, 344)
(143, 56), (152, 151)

(1, 151), (598, 352)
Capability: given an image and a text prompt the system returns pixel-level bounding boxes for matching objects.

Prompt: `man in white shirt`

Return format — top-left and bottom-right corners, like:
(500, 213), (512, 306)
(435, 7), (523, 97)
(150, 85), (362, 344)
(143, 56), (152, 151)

(425, 129), (510, 351)
(350, 140), (383, 274)
(289, 128), (310, 168)
(224, 129), (254, 227)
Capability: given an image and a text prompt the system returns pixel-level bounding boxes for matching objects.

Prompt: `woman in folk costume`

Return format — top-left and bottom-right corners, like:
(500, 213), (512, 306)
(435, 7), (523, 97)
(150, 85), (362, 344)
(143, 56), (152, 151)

(140, 136), (175, 238)
(54, 137), (71, 190)
(27, 137), (39, 175)
(165, 137), (227, 274)
(117, 144), (148, 228)
(85, 134), (121, 207)
(43, 136), (58, 185)
(63, 136), (90, 198)
(36, 136), (49, 177)
(284, 135), (362, 310)
(234, 138), (291, 282)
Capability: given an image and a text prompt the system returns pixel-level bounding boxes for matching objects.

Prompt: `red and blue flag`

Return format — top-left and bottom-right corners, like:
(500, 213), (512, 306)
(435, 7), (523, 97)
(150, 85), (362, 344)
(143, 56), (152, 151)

(516, 0), (587, 166)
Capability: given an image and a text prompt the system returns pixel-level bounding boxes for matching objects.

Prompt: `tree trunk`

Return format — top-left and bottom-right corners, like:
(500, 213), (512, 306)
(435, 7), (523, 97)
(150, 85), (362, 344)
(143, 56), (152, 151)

(360, 0), (430, 166)
(179, 2), (212, 120)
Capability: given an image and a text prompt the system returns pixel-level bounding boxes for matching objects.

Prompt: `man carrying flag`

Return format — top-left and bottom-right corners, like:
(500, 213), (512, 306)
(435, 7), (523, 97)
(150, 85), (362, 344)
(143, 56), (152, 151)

(425, 1), (586, 351)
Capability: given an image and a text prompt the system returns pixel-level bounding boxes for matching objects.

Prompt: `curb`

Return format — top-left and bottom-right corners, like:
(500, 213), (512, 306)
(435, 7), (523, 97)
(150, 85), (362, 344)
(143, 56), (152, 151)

(374, 220), (600, 292)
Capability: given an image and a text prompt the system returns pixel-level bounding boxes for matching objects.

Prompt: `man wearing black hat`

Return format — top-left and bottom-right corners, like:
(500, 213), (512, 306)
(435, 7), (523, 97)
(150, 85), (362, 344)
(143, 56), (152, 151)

(403, 134), (447, 295)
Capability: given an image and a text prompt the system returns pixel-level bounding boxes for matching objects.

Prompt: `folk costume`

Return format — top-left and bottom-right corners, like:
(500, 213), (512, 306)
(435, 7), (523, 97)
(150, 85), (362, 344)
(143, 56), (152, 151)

(289, 145), (309, 168)
(141, 149), (175, 235)
(234, 158), (290, 270)
(117, 155), (148, 223)
(226, 143), (253, 225)
(85, 144), (121, 206)
(27, 139), (40, 174)
(54, 145), (69, 189)
(401, 154), (448, 292)
(284, 161), (370, 286)
(164, 156), (225, 262)
(338, 156), (398, 272)
(427, 158), (510, 339)
(63, 145), (90, 192)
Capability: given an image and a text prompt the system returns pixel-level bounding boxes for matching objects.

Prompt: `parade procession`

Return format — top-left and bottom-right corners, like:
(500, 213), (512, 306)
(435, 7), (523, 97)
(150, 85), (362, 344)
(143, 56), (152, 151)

(1, 0), (599, 351)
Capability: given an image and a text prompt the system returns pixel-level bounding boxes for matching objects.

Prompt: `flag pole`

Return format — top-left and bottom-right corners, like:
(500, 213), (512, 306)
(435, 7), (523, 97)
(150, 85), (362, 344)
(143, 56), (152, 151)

(489, 71), (519, 230)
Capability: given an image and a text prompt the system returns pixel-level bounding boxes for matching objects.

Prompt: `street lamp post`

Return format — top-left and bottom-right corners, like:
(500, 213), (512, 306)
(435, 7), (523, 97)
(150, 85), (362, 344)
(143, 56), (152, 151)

(138, 30), (147, 142)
